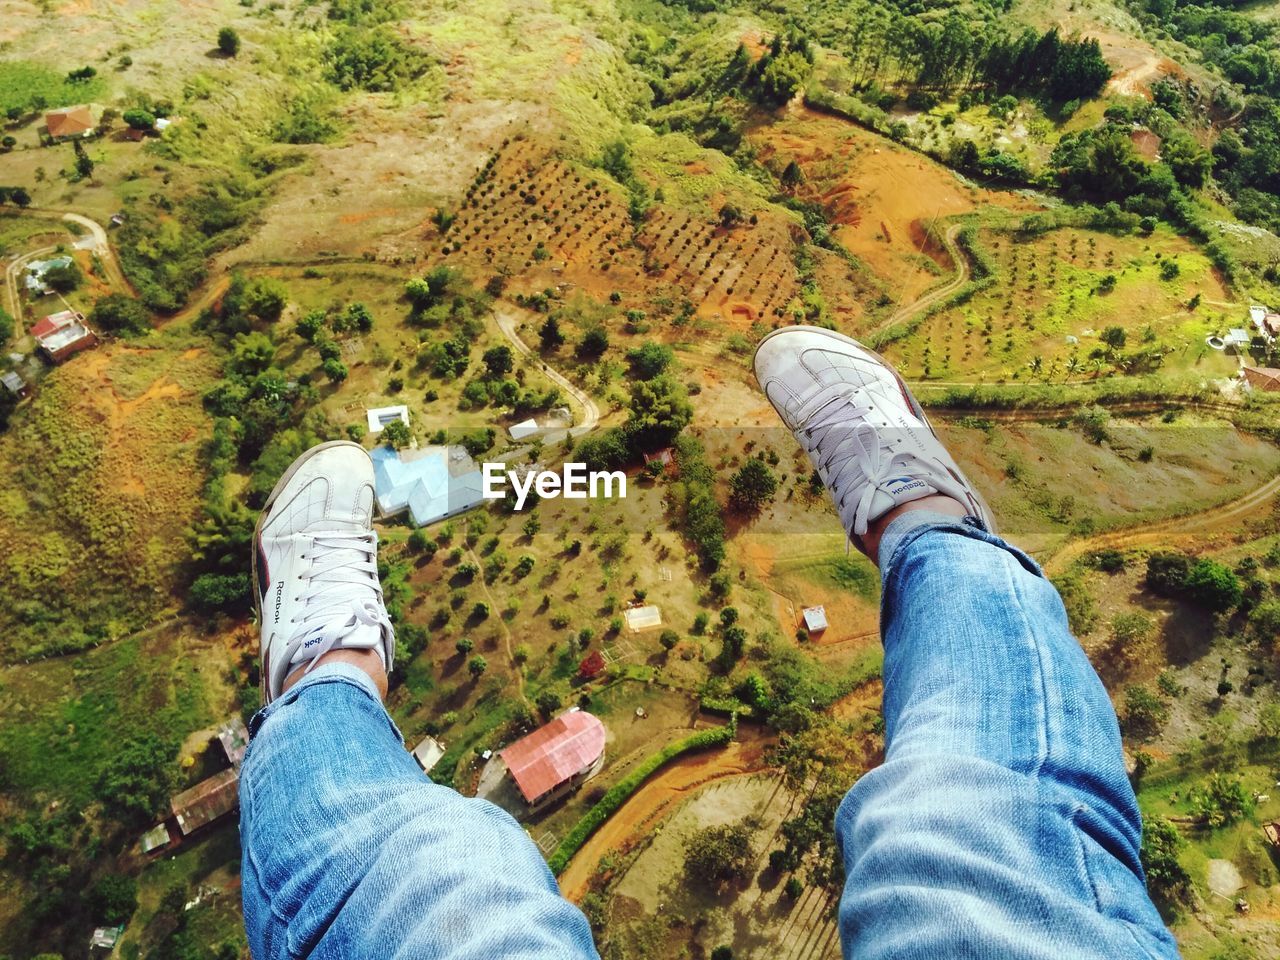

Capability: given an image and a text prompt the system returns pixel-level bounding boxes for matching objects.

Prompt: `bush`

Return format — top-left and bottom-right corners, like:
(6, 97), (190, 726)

(326, 25), (428, 92)
(1184, 559), (1242, 612)
(89, 874), (139, 925)
(685, 821), (755, 886)
(217, 26), (241, 56)
(1141, 817), (1191, 913)
(1123, 684), (1168, 741)
(1146, 552), (1190, 597)
(659, 629), (679, 650)
(547, 724), (734, 873)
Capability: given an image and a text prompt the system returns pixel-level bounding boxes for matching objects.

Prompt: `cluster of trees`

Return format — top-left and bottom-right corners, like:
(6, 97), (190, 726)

(725, 32), (816, 108)
(1142, 0), (1279, 98)
(326, 25), (429, 92)
(672, 432), (726, 571)
(0, 185), (32, 207)
(89, 292), (152, 336)
(1145, 552), (1243, 613)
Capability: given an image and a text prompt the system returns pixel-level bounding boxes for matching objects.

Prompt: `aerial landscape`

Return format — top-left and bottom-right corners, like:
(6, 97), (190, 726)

(2, 0), (1280, 956)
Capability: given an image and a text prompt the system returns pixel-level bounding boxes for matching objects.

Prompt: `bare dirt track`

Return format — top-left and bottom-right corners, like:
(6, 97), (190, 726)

(558, 731), (775, 902)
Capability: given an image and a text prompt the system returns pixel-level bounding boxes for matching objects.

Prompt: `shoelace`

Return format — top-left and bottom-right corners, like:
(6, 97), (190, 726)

(284, 530), (392, 675)
(799, 388), (927, 538)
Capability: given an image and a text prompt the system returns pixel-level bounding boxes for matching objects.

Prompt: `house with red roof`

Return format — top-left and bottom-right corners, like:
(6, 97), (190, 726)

(31, 310), (97, 364)
(44, 104), (101, 142)
(498, 709), (606, 810)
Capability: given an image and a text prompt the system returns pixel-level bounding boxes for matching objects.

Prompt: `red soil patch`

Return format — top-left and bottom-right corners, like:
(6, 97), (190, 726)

(1130, 129), (1161, 162)
(339, 207), (402, 225)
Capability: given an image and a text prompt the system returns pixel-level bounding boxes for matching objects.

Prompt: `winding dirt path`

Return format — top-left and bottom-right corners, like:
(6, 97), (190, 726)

(493, 304), (600, 438)
(558, 732), (775, 902)
(873, 223), (968, 336)
(1041, 470), (1280, 577)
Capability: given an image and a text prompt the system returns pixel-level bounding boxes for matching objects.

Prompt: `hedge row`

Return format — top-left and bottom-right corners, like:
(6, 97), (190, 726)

(546, 721), (735, 874)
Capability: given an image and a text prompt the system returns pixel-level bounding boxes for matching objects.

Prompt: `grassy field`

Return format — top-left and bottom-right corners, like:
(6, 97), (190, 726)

(880, 222), (1243, 384)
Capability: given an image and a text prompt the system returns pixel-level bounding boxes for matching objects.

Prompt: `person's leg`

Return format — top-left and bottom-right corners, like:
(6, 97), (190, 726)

(240, 659), (599, 960)
(750, 327), (1179, 959)
(243, 441), (597, 959)
(833, 511), (1180, 959)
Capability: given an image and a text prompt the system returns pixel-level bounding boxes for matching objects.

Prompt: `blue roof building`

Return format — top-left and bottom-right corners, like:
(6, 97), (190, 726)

(371, 445), (488, 527)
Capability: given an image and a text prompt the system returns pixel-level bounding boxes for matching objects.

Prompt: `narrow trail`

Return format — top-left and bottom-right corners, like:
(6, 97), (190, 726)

(872, 223), (968, 336)
(493, 305), (600, 438)
(463, 540), (525, 699)
(1041, 470), (1280, 577)
(558, 733), (775, 902)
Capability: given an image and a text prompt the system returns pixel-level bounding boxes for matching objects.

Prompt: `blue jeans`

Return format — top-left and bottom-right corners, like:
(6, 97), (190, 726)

(240, 514), (1179, 959)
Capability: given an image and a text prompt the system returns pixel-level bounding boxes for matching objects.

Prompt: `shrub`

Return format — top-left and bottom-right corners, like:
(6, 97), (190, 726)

(659, 629), (679, 650)
(1146, 553), (1190, 597)
(217, 27), (241, 56)
(89, 293), (151, 335)
(1184, 559), (1242, 613)
(1141, 817), (1191, 912)
(1123, 684), (1168, 741)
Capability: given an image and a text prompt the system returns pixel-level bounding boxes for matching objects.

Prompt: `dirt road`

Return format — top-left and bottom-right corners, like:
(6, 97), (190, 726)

(3, 208), (129, 323)
(558, 731), (774, 902)
(874, 223), (969, 336)
(1041, 470), (1280, 576)
(494, 305), (600, 438)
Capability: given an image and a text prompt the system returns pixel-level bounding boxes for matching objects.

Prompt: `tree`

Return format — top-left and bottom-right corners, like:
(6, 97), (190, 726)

(718, 203), (744, 228)
(89, 874), (139, 925)
(784, 876), (805, 899)
(684, 822), (756, 886)
(780, 160), (804, 190)
(659, 629), (679, 650)
(1146, 552), (1190, 597)
(322, 358), (348, 383)
(231, 331), (276, 374)
(1184, 559), (1242, 612)
(1100, 326), (1127, 352)
(218, 27), (241, 56)
(381, 418), (411, 449)
(1141, 817), (1191, 912)
(535, 691), (562, 719)
(96, 733), (176, 825)
(296, 310), (326, 342)
(625, 341), (673, 380)
(191, 572), (250, 613)
(538, 315), (565, 350)
(43, 259), (81, 293)
(1251, 599), (1280, 645)
(1189, 773), (1253, 827)
(89, 293), (150, 335)
(468, 654), (488, 678)
(576, 326), (609, 359)
(0, 135), (15, 152)
(711, 948), (735, 960)
(455, 637), (474, 655)
(122, 109), (156, 132)
(730, 457), (779, 513)
(1123, 684), (1168, 741)
(0, 306), (13, 343)
(625, 375), (692, 451)
(345, 301), (374, 332)
(483, 344), (513, 378)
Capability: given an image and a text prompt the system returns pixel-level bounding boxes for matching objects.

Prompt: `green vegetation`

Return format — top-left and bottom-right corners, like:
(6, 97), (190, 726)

(547, 722), (735, 874)
(0, 61), (106, 116)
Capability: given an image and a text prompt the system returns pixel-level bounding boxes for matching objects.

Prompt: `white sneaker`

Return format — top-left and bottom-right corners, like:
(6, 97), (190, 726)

(752, 325), (994, 551)
(253, 441), (395, 704)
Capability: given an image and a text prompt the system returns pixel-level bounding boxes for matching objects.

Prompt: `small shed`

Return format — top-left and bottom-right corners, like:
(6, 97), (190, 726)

(1225, 328), (1252, 352)
(410, 735), (445, 773)
(90, 926), (123, 950)
(217, 717), (249, 770)
(45, 104), (99, 141)
(623, 604), (662, 631)
(802, 606), (828, 635)
(509, 418), (539, 440)
(171, 768), (239, 837)
(366, 405), (409, 434)
(140, 822), (174, 856)
(1, 371), (28, 398)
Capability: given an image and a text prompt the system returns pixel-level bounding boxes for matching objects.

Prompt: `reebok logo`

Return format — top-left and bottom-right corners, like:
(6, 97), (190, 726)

(887, 477), (929, 497)
(273, 580), (284, 624)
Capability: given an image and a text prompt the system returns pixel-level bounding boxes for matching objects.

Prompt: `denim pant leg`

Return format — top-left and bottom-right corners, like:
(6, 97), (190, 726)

(239, 663), (599, 960)
(834, 513), (1181, 960)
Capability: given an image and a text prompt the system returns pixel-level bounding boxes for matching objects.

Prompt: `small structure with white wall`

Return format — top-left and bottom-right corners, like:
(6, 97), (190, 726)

(802, 606), (828, 636)
(366, 405), (410, 434)
(410, 735), (445, 774)
(1225, 328), (1252, 354)
(623, 604), (662, 632)
(509, 418), (540, 441)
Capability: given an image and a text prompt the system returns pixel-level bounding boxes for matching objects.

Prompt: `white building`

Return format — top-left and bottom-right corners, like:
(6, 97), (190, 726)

(371, 445), (486, 527)
(366, 405), (410, 434)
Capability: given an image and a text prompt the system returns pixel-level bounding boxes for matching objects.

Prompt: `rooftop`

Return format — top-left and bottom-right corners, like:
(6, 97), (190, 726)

(171, 768), (239, 836)
(371, 445), (487, 527)
(46, 104), (97, 139)
(499, 710), (606, 804)
(218, 717), (249, 770)
(366, 404), (409, 434)
(803, 606), (829, 632)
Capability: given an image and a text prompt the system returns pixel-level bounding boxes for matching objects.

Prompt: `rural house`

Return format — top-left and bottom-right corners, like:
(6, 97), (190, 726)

(1, 371), (28, 399)
(44, 104), (100, 141)
(498, 709), (606, 810)
(371, 444), (486, 527)
(31, 310), (98, 364)
(24, 256), (73, 296)
(171, 768), (239, 837)
(1243, 367), (1280, 393)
